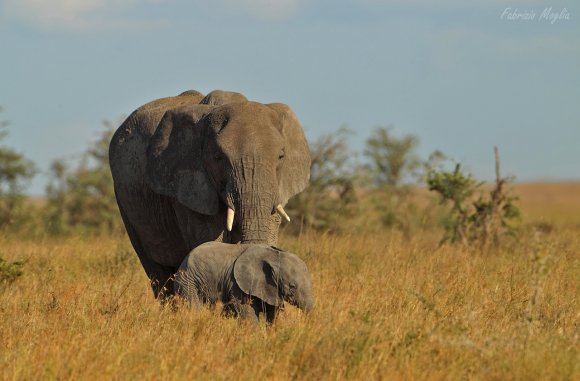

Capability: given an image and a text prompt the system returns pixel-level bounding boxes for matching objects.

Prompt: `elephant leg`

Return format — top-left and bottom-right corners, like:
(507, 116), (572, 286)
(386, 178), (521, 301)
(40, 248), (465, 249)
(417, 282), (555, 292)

(174, 275), (204, 309)
(138, 254), (176, 302)
(241, 303), (260, 324)
(265, 304), (279, 324)
(222, 300), (259, 324)
(252, 300), (279, 324)
(115, 191), (177, 302)
(221, 302), (237, 318)
(222, 300), (249, 319)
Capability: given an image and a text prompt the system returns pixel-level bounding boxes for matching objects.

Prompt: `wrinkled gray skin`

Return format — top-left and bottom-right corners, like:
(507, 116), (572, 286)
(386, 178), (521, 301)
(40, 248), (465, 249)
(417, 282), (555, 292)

(109, 90), (310, 301)
(174, 242), (314, 324)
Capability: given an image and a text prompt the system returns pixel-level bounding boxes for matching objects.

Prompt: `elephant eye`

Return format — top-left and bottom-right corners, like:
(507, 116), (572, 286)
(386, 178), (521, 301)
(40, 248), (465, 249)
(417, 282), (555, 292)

(289, 281), (297, 290)
(279, 149), (285, 160)
(214, 153), (223, 161)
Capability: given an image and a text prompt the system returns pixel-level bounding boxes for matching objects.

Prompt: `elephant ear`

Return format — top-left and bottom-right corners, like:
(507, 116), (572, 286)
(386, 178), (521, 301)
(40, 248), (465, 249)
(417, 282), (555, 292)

(200, 90), (248, 105)
(145, 104), (219, 215)
(233, 245), (283, 307)
(267, 103), (311, 205)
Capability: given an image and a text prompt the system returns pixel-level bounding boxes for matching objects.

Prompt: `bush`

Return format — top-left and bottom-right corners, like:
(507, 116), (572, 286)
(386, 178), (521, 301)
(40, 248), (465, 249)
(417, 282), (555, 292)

(363, 127), (435, 237)
(426, 147), (520, 248)
(0, 257), (24, 288)
(0, 107), (36, 231)
(285, 127), (358, 234)
(43, 122), (122, 236)
(364, 126), (421, 187)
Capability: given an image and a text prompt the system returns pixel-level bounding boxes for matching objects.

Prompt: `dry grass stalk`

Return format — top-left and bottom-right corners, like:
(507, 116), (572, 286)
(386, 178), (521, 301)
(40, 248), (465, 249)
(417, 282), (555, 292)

(1, 209), (578, 380)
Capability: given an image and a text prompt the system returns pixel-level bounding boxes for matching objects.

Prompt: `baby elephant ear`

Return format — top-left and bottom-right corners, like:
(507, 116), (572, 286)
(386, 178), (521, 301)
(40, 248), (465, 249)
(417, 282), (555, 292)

(233, 246), (283, 307)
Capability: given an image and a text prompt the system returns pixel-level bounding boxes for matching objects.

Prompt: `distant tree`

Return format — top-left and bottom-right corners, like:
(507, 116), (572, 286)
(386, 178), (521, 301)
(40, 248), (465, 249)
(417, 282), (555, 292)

(365, 126), (420, 187)
(44, 122), (120, 235)
(362, 126), (425, 236)
(426, 147), (520, 248)
(0, 107), (36, 229)
(285, 127), (358, 233)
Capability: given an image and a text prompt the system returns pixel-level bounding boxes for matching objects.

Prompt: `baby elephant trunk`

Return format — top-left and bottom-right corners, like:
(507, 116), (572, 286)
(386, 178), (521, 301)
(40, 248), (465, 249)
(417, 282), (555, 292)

(299, 296), (315, 314)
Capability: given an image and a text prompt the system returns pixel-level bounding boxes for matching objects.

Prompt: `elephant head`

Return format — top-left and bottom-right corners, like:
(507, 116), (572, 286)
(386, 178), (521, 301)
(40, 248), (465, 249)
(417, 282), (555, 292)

(233, 245), (314, 312)
(145, 93), (310, 244)
(200, 90), (247, 105)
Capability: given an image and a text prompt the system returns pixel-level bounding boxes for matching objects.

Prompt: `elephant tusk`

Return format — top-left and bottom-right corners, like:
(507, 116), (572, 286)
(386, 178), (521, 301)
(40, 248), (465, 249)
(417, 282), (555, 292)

(226, 207), (235, 231)
(276, 204), (291, 222)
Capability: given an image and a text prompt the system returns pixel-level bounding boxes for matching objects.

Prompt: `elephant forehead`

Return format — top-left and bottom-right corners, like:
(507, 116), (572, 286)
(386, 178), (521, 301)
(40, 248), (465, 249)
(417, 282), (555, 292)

(172, 104), (213, 120)
(216, 122), (284, 158)
(221, 100), (270, 113)
(214, 102), (278, 127)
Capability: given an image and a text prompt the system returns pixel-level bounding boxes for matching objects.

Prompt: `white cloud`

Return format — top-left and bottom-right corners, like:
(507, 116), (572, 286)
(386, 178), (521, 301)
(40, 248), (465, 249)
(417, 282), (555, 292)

(1, 0), (151, 30)
(1, 0), (301, 29)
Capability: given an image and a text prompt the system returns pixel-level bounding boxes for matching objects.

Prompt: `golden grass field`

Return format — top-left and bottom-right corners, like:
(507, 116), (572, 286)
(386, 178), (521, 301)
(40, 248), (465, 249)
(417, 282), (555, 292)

(1, 182), (578, 380)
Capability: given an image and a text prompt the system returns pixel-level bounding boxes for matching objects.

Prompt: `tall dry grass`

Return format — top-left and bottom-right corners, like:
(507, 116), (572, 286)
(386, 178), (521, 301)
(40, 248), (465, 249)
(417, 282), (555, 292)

(1, 184), (579, 380)
(1, 232), (577, 380)
(514, 182), (580, 229)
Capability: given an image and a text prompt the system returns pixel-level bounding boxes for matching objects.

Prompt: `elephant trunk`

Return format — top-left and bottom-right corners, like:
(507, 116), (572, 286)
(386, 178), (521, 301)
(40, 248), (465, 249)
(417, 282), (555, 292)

(228, 159), (277, 244)
(301, 296), (315, 314)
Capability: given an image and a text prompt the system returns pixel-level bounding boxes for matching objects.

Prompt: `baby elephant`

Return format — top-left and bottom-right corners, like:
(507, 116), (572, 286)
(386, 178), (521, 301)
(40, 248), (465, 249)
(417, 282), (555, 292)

(174, 242), (314, 324)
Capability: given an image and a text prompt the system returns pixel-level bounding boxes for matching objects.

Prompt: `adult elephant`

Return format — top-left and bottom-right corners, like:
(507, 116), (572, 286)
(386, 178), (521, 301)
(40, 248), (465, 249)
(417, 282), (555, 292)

(109, 89), (310, 301)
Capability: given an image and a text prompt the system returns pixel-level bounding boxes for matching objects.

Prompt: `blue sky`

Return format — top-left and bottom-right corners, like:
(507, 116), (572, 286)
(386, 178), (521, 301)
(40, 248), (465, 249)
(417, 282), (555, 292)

(0, 0), (578, 195)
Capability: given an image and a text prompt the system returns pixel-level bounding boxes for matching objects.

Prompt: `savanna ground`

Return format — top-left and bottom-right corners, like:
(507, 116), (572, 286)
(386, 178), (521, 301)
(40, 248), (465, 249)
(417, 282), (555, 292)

(1, 183), (579, 380)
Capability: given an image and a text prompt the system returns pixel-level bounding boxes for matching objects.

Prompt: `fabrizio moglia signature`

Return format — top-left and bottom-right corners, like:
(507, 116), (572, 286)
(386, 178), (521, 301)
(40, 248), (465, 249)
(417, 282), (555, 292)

(501, 7), (570, 24)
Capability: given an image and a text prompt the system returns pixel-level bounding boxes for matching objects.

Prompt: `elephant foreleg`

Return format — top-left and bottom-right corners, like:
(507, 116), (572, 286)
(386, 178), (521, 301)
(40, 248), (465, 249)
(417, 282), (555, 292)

(115, 189), (177, 303)
(222, 300), (259, 324)
(241, 303), (260, 324)
(265, 304), (279, 324)
(137, 253), (176, 302)
(174, 273), (203, 309)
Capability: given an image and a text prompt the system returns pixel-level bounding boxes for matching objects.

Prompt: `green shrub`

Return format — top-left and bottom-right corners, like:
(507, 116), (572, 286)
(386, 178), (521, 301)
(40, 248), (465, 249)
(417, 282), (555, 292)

(43, 123), (122, 236)
(0, 107), (36, 231)
(426, 148), (520, 248)
(0, 257), (24, 287)
(285, 127), (358, 234)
